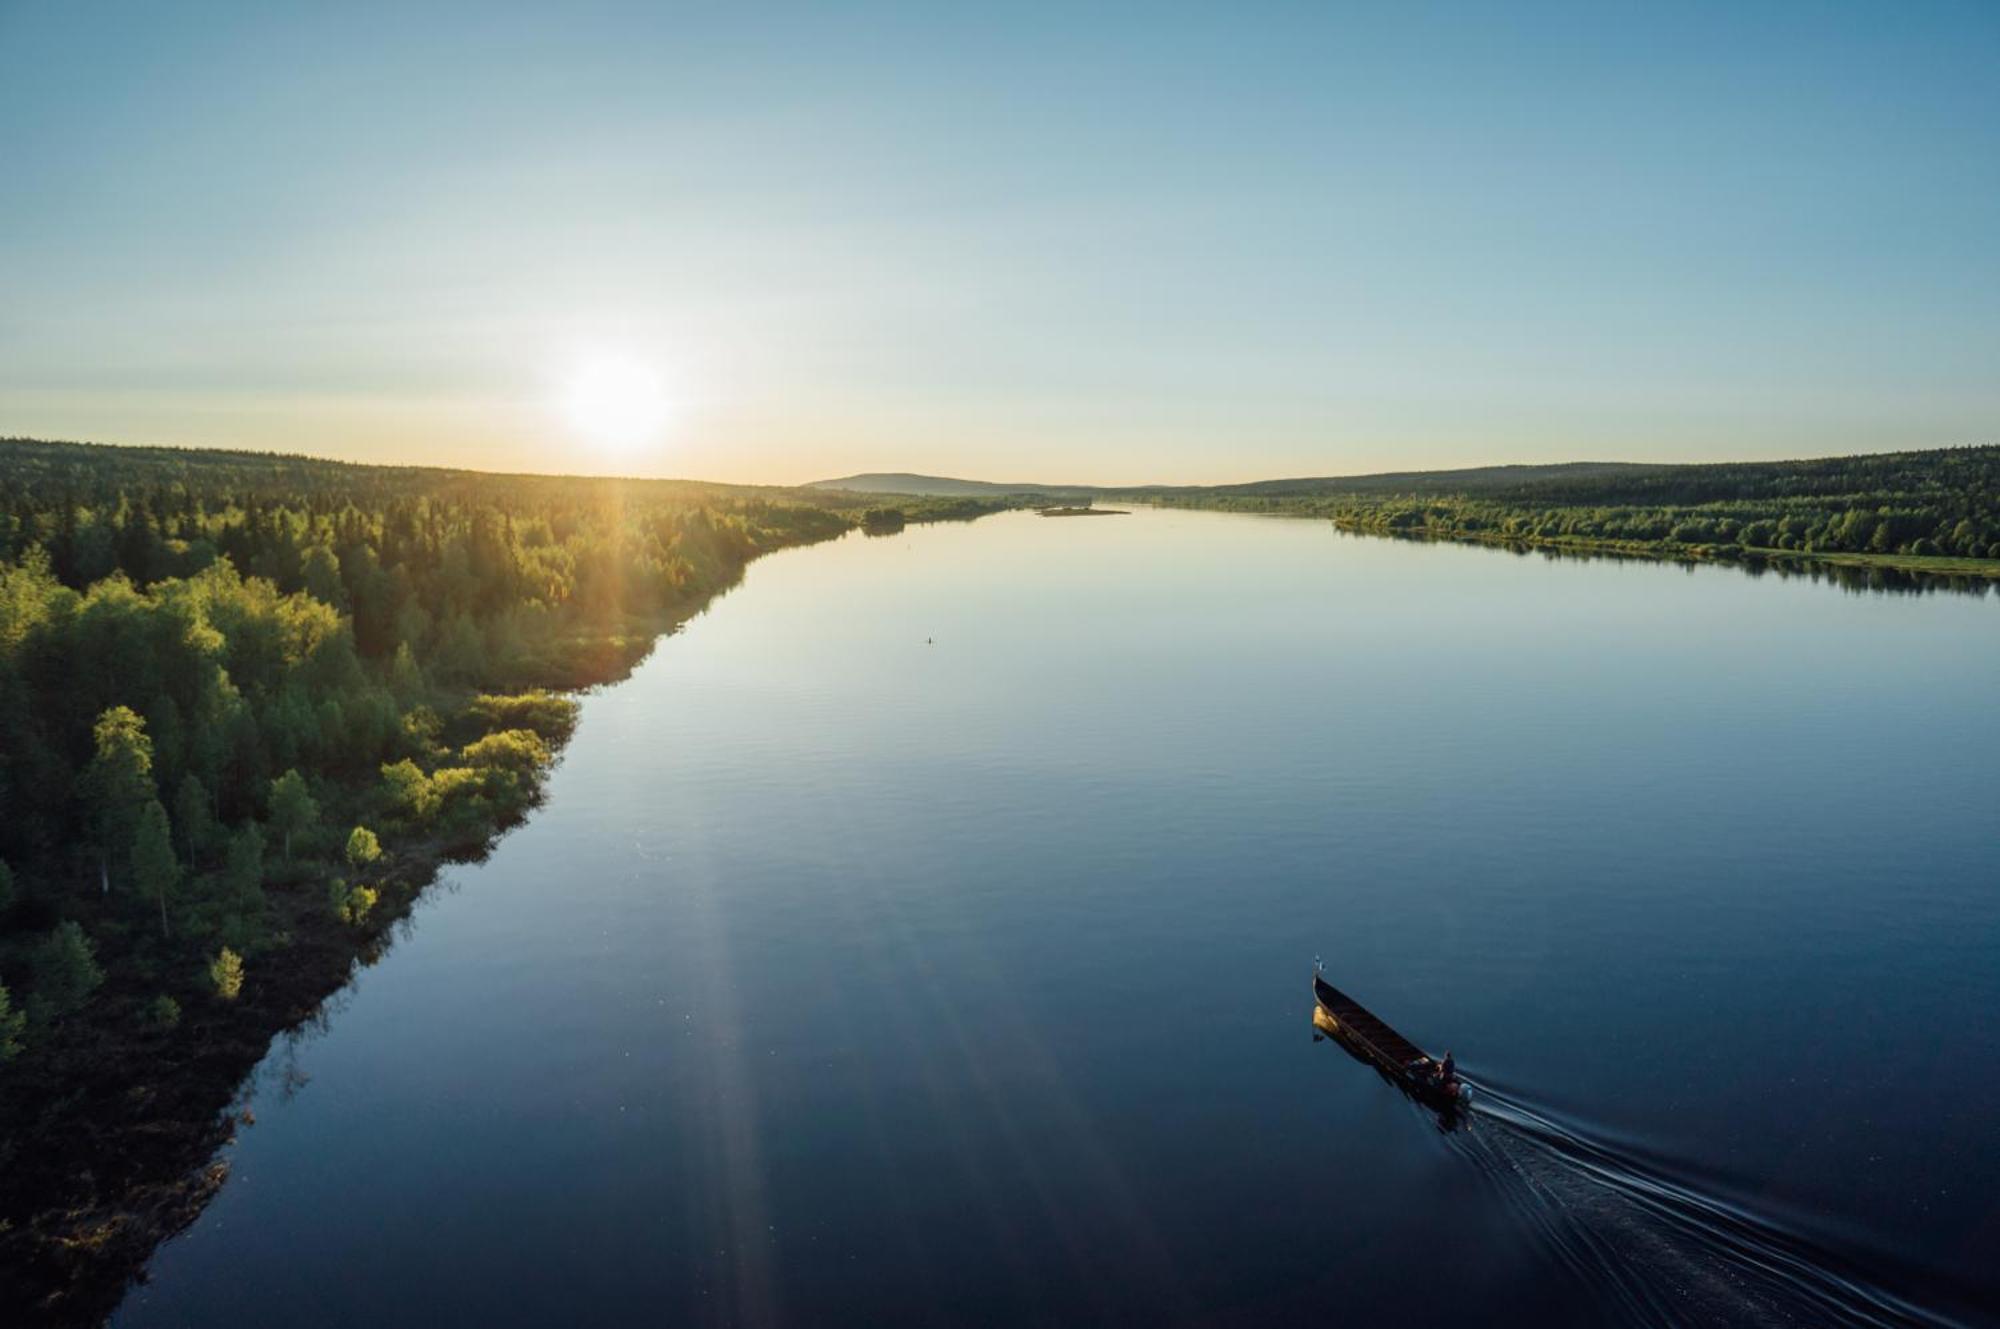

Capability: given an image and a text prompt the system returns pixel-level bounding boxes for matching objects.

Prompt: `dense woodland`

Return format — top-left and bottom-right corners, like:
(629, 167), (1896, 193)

(1146, 446), (2000, 572)
(0, 437), (1001, 1318)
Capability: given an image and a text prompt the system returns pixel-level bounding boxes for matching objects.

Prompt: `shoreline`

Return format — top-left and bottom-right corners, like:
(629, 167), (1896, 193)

(1325, 519), (2000, 582)
(0, 517), (938, 1326)
(1130, 498), (2000, 586)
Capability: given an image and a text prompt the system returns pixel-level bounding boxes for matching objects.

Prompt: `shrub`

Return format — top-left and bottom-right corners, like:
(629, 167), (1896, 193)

(209, 947), (244, 1001)
(428, 766), (498, 826)
(459, 728), (552, 773)
(380, 759), (438, 824)
(329, 878), (380, 926)
(148, 994), (182, 1030)
(31, 921), (104, 1023)
(346, 825), (382, 872)
(467, 692), (579, 743)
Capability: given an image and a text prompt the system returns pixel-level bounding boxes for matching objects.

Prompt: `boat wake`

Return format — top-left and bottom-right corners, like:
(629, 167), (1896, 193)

(1448, 1084), (1968, 1328)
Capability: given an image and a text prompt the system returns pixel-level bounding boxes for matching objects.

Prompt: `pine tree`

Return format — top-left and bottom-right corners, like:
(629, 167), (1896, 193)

(175, 774), (215, 864)
(131, 799), (181, 937)
(31, 922), (104, 1024)
(267, 769), (318, 862)
(87, 707), (153, 895)
(224, 823), (266, 906)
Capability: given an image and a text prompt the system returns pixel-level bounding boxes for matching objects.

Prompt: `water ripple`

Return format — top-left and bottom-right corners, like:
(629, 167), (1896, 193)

(1450, 1084), (1969, 1328)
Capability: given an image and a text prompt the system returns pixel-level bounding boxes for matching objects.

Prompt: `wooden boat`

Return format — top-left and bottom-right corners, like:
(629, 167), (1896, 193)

(1313, 970), (1469, 1112)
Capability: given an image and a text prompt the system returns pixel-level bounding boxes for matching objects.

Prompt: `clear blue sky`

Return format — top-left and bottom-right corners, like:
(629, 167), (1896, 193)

(2, 1), (1996, 483)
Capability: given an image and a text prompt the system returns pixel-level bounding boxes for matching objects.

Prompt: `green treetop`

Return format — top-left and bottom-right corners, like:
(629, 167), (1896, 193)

(208, 947), (244, 1001)
(31, 921), (104, 1025)
(224, 823), (265, 906)
(345, 825), (382, 873)
(267, 769), (319, 862)
(86, 706), (153, 894)
(174, 773), (215, 865)
(131, 798), (182, 937)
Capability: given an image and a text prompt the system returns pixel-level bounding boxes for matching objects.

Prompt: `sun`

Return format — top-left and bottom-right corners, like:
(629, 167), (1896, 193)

(560, 354), (673, 451)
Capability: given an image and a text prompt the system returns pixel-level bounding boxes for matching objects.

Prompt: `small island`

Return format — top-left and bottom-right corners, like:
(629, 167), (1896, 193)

(1038, 504), (1127, 517)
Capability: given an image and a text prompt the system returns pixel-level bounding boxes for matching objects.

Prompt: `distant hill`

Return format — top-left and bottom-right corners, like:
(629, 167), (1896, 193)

(807, 472), (1094, 497)
(1152, 461), (1664, 499)
(808, 462), (1663, 499)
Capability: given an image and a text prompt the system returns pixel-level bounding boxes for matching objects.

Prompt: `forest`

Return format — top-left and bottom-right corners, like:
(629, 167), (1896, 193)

(0, 437), (1005, 1318)
(1144, 446), (2000, 575)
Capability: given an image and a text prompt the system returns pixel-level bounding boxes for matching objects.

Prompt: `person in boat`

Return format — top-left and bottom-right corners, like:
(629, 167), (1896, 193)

(1440, 1050), (1456, 1085)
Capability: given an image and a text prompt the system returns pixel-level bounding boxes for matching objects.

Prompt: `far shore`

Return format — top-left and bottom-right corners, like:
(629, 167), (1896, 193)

(1327, 521), (2000, 581)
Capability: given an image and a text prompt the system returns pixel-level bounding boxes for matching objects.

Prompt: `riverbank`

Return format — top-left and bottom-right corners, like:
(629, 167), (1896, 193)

(1130, 446), (2000, 587)
(0, 500), (997, 1326)
(1327, 517), (2000, 583)
(0, 827), (481, 1324)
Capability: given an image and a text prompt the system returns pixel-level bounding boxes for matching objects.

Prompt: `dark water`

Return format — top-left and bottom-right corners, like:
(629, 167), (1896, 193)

(116, 508), (2000, 1327)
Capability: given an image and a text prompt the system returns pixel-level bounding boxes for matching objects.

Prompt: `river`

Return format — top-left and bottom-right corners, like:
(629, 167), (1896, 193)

(116, 506), (2000, 1326)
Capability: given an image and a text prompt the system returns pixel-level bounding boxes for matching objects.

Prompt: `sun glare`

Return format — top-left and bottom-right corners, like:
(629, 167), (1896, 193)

(561, 355), (672, 451)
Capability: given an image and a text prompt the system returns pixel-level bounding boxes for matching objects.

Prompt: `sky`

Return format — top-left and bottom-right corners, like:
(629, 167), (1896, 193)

(2, 1), (1997, 485)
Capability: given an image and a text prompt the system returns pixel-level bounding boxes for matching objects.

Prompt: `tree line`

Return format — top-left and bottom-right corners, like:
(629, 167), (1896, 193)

(0, 438), (1002, 1310)
(1144, 446), (2000, 567)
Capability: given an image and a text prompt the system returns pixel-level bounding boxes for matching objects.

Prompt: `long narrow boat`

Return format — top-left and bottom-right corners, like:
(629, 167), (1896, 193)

(1313, 970), (1469, 1113)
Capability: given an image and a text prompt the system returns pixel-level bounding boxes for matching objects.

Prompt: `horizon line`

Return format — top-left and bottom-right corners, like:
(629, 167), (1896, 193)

(5, 431), (1996, 494)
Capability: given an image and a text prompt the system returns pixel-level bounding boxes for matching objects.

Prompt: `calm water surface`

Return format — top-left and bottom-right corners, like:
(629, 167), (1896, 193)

(118, 508), (2000, 1327)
